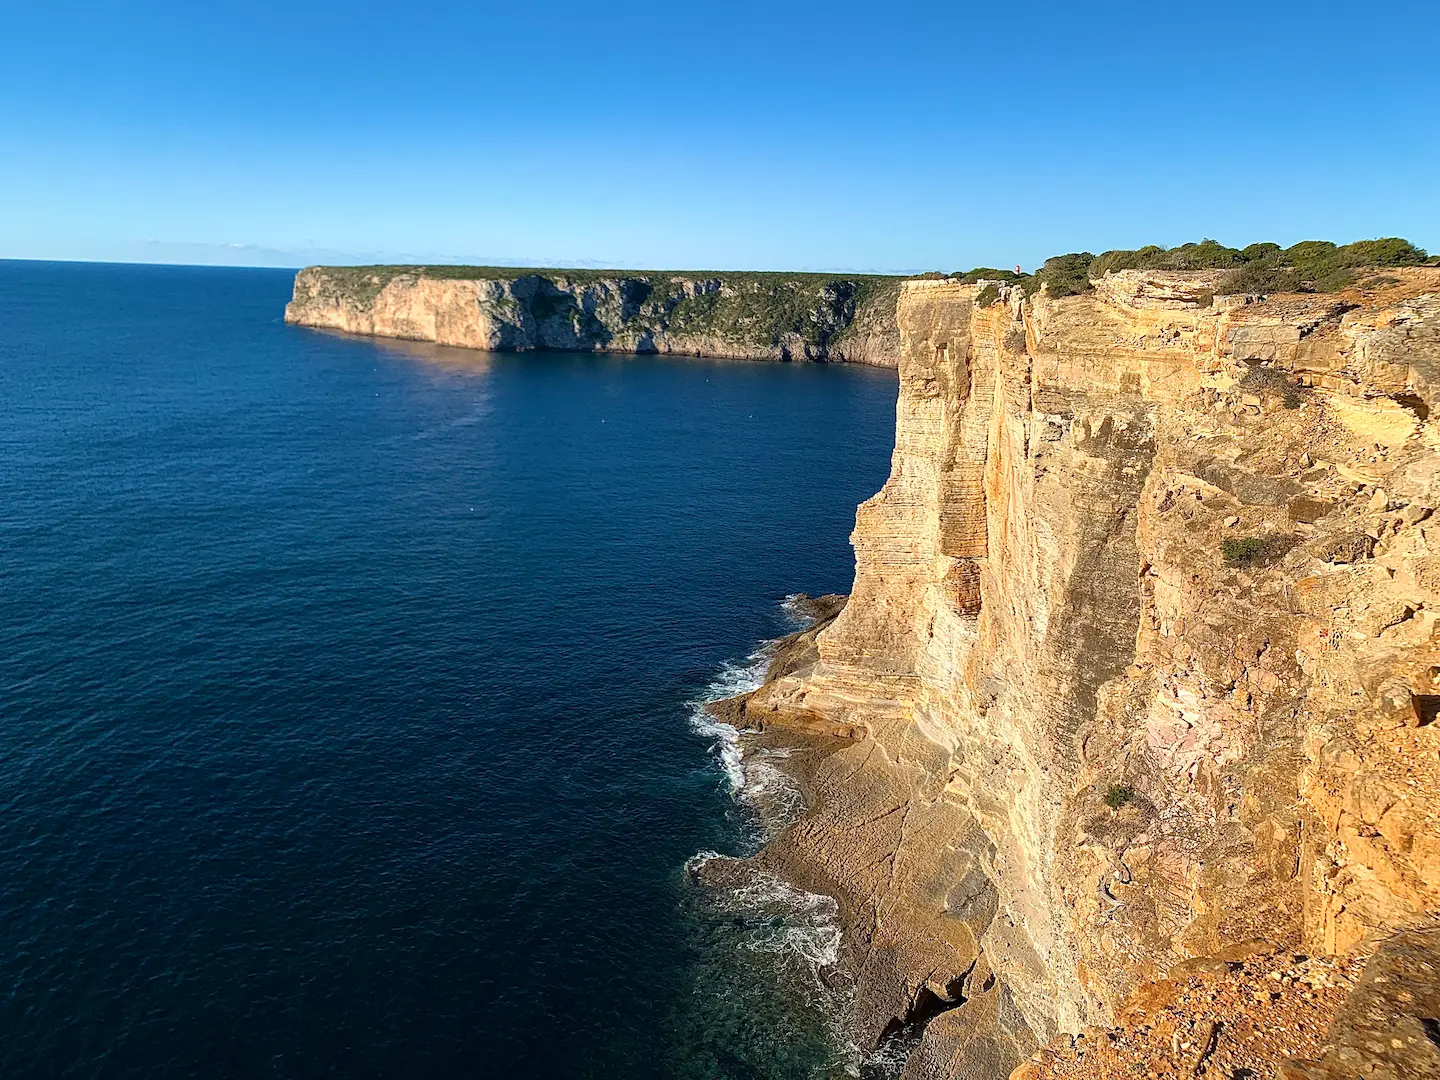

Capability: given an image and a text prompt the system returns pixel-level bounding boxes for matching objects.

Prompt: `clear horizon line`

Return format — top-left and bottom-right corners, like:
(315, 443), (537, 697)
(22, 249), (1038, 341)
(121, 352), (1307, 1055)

(0, 254), (929, 277)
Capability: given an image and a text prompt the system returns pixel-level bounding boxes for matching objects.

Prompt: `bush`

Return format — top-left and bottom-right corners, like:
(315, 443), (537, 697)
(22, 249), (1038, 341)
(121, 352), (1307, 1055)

(1089, 245), (1169, 276)
(1283, 240), (1339, 266)
(1277, 237), (1427, 292)
(1218, 264), (1301, 295)
(1036, 252), (1095, 298)
(949, 236), (1428, 306)
(1090, 239), (1246, 275)
(975, 283), (1001, 307)
(1240, 242), (1282, 264)
(1239, 364), (1303, 408)
(1311, 268), (1357, 293)
(1338, 238), (1426, 266)
(1104, 785), (1135, 809)
(1221, 536), (1268, 566)
(1160, 239), (1248, 270)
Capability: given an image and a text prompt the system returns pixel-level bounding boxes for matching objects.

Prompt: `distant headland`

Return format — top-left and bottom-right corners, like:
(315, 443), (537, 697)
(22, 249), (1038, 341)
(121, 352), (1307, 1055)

(284, 266), (903, 365)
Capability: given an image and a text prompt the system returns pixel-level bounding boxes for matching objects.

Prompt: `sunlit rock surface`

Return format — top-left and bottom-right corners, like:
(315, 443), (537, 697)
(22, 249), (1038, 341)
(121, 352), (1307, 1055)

(727, 268), (1440, 1079)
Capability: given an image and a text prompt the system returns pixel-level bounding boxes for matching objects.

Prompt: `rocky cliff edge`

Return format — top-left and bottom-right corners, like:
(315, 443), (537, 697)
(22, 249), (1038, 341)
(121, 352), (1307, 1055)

(721, 267), (1440, 1079)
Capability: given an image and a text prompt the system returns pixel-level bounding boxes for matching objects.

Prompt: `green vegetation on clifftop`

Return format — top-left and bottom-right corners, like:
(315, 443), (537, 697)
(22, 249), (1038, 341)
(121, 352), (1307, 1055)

(661, 275), (901, 348)
(953, 236), (1429, 300)
(294, 236), (1433, 360)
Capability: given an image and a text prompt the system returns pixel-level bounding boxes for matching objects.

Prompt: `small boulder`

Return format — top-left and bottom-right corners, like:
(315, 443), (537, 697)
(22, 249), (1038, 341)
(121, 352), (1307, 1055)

(1316, 533), (1375, 564)
(1377, 681), (1422, 728)
(1288, 495), (1335, 523)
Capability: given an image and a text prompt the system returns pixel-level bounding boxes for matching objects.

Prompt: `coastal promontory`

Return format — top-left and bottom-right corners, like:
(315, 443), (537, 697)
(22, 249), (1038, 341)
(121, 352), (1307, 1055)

(284, 265), (902, 365)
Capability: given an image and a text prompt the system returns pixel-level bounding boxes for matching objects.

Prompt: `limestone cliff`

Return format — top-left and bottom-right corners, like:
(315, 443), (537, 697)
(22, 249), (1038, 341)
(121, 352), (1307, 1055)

(284, 266), (901, 365)
(726, 268), (1440, 1079)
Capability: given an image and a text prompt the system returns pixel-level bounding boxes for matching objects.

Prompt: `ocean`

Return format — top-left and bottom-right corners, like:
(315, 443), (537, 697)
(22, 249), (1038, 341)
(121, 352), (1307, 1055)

(0, 260), (897, 1079)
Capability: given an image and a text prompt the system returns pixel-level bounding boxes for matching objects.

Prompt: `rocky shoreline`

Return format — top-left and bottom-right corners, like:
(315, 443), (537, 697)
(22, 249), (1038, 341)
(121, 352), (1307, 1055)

(703, 597), (1034, 1079)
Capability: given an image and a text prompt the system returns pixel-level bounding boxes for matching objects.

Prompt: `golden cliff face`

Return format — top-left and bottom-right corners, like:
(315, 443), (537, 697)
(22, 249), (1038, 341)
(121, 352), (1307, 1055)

(286, 271), (511, 350)
(741, 268), (1440, 1078)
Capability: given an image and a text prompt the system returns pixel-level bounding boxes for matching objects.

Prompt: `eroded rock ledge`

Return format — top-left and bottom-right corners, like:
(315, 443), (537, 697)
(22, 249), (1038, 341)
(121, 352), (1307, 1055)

(719, 268), (1440, 1079)
(283, 266), (901, 365)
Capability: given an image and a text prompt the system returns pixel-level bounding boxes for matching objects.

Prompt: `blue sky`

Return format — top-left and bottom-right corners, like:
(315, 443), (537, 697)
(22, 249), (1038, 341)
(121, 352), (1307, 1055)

(2, 0), (1436, 273)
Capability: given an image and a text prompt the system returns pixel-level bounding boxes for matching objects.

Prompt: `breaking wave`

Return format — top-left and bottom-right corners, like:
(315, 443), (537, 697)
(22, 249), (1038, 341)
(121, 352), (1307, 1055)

(780, 592), (816, 629)
(685, 618), (809, 838)
(680, 599), (858, 1077)
(686, 650), (768, 796)
(687, 853), (844, 981)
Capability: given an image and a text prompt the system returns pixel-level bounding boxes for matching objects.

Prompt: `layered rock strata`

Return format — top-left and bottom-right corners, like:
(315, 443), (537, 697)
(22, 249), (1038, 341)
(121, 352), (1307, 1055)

(721, 268), (1440, 1078)
(284, 267), (901, 365)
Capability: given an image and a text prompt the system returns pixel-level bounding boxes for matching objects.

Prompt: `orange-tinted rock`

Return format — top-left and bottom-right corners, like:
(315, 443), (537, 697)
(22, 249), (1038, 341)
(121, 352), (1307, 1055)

(719, 267), (1440, 1078)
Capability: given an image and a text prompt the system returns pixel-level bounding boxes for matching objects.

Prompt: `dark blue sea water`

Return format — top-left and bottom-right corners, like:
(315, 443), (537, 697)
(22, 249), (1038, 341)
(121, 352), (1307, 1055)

(0, 261), (897, 1079)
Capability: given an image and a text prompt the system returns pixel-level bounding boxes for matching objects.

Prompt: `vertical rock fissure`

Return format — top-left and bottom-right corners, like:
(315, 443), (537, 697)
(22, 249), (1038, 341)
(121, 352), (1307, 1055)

(862, 960), (979, 1079)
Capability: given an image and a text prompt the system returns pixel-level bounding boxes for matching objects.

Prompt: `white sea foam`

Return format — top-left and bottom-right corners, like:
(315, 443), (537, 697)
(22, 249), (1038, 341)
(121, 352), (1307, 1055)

(740, 754), (806, 831)
(686, 649), (768, 795)
(684, 849), (723, 876)
(687, 648), (809, 834)
(730, 872), (844, 973)
(696, 857), (845, 978)
(780, 592), (815, 629)
(687, 595), (820, 809)
(685, 601), (859, 1070)
(858, 1036), (915, 1080)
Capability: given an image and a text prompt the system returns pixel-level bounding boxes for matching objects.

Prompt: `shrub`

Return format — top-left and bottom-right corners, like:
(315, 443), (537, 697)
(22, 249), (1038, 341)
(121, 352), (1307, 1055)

(1004, 327), (1027, 353)
(1240, 242), (1283, 264)
(975, 283), (1001, 307)
(1089, 245), (1170, 276)
(1339, 238), (1426, 267)
(1161, 239), (1248, 270)
(1036, 252), (1096, 298)
(1221, 536), (1268, 566)
(1275, 237), (1426, 292)
(954, 235), (1426, 307)
(1311, 268), (1356, 293)
(1090, 240), (1245, 276)
(1282, 240), (1339, 266)
(1218, 264), (1301, 295)
(1239, 364), (1303, 408)
(1104, 785), (1135, 809)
